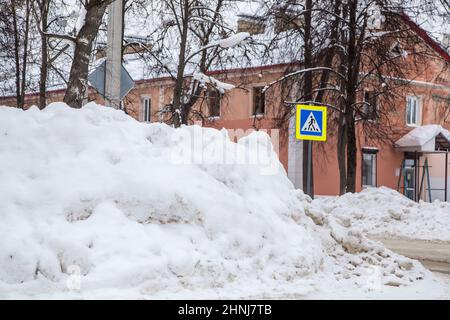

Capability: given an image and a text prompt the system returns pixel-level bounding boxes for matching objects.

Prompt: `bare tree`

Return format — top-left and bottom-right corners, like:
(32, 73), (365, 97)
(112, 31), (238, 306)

(33, 0), (113, 108)
(262, 0), (341, 195)
(63, 0), (114, 108)
(328, 0), (447, 193)
(264, 0), (449, 194)
(0, 0), (32, 108)
(35, 0), (50, 109)
(133, 0), (250, 127)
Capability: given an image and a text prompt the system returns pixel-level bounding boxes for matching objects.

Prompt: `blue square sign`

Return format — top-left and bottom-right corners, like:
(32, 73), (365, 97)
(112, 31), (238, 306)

(296, 105), (327, 141)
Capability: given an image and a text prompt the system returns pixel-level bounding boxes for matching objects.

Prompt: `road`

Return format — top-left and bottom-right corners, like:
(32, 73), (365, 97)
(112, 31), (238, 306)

(371, 237), (450, 274)
(434, 272), (450, 287)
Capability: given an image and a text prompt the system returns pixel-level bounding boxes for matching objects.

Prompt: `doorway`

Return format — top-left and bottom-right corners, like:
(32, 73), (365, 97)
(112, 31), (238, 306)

(403, 159), (416, 200)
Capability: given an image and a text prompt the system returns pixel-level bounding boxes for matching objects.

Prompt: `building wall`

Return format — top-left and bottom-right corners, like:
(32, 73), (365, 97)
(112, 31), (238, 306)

(1, 45), (448, 199)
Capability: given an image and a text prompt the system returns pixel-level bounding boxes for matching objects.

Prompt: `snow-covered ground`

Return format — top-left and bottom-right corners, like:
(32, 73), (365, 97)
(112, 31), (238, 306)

(314, 187), (450, 242)
(0, 103), (448, 299)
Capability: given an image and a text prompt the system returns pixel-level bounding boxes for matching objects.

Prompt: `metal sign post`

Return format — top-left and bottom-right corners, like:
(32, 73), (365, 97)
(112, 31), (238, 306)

(306, 140), (313, 197)
(296, 104), (327, 198)
(105, 0), (124, 109)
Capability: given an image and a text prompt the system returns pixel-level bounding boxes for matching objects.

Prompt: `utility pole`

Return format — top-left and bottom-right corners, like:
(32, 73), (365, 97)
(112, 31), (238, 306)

(105, 0), (123, 109)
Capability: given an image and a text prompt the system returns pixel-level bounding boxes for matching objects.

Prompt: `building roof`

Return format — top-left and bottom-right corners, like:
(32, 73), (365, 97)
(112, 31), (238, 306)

(399, 12), (450, 64)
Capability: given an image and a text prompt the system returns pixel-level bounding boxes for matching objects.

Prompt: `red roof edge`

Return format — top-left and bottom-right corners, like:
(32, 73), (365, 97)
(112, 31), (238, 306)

(0, 62), (298, 101)
(0, 88), (66, 102)
(3, 13), (448, 101)
(135, 62), (300, 85)
(399, 11), (450, 64)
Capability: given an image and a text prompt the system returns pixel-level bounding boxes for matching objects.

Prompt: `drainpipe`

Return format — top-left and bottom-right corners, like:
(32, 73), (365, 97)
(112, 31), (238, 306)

(445, 151), (448, 202)
(414, 151), (419, 202)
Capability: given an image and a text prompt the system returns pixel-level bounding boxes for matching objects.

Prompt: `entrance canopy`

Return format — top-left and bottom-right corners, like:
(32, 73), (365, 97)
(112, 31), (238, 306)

(395, 125), (450, 152)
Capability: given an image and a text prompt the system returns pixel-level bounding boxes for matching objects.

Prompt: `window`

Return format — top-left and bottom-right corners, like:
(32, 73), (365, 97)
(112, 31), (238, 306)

(363, 91), (377, 120)
(362, 149), (377, 188)
(142, 97), (151, 122)
(206, 89), (221, 118)
(237, 15), (266, 35)
(390, 42), (403, 57)
(252, 87), (266, 116)
(406, 96), (420, 126)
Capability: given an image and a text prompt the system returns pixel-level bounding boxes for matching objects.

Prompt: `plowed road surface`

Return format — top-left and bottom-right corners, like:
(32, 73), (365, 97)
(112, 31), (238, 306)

(372, 237), (450, 274)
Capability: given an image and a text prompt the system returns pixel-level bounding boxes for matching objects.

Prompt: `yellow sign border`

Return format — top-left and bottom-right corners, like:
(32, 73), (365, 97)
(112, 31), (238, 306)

(296, 104), (327, 141)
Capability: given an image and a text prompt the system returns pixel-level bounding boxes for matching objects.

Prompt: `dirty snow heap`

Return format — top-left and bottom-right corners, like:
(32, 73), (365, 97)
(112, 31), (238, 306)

(0, 103), (446, 299)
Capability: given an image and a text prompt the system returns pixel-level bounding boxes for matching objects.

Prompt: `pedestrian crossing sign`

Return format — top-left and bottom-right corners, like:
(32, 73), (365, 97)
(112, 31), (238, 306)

(296, 104), (327, 141)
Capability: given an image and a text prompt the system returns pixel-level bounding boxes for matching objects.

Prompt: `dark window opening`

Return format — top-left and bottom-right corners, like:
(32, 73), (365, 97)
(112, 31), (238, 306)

(253, 87), (266, 116)
(206, 89), (221, 117)
(237, 15), (266, 35)
(363, 91), (378, 120)
(142, 97), (151, 122)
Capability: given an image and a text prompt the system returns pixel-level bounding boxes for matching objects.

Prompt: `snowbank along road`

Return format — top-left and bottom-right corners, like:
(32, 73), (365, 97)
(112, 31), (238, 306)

(0, 103), (449, 299)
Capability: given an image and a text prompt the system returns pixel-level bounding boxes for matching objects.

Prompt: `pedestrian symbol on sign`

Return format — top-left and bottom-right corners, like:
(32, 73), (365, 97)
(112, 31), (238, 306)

(296, 104), (327, 141)
(301, 112), (321, 133)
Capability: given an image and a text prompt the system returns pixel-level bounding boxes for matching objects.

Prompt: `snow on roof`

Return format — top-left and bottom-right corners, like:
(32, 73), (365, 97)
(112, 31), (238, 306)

(399, 12), (450, 64)
(395, 124), (450, 151)
(208, 32), (251, 49)
(400, 0), (450, 53)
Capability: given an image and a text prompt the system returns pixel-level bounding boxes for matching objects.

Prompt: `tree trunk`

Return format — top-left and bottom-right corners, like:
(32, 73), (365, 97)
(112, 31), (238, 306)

(317, 0), (343, 193)
(38, 0), (49, 109)
(63, 1), (110, 108)
(302, 0), (314, 198)
(315, 0), (340, 104)
(335, 0), (349, 193)
(11, 0), (21, 108)
(337, 113), (347, 194)
(171, 0), (190, 127)
(345, 112), (357, 192)
(344, 0), (359, 193)
(19, 0), (30, 109)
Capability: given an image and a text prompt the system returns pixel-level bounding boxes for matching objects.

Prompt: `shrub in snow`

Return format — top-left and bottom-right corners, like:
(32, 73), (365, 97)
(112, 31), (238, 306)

(0, 103), (445, 298)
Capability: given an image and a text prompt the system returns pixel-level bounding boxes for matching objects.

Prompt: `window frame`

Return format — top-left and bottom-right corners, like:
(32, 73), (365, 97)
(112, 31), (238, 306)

(142, 97), (151, 122)
(206, 89), (221, 119)
(363, 90), (378, 121)
(405, 95), (421, 127)
(389, 41), (406, 58)
(252, 86), (266, 117)
(237, 16), (266, 35)
(361, 148), (378, 188)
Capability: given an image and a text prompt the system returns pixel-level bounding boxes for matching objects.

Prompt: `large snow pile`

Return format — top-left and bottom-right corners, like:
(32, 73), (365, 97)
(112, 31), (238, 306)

(314, 187), (450, 242)
(0, 103), (447, 299)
